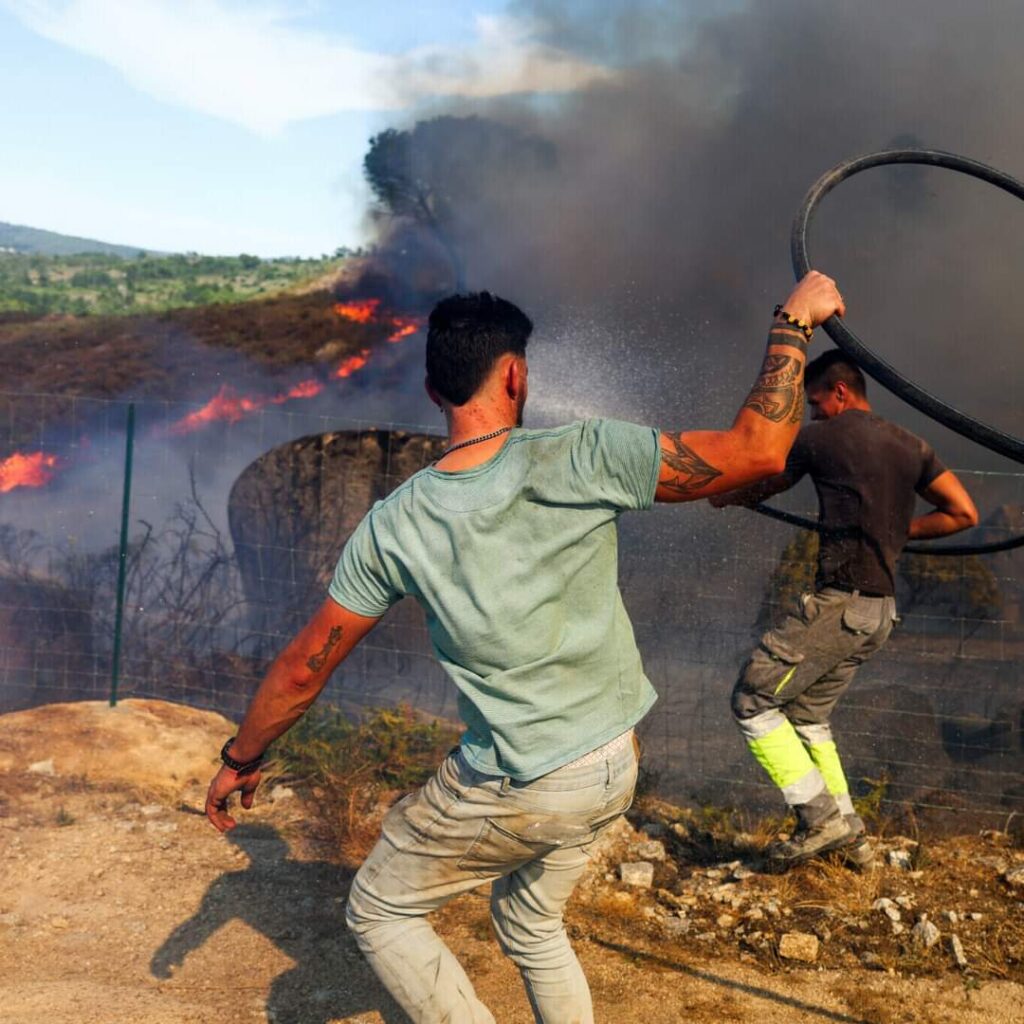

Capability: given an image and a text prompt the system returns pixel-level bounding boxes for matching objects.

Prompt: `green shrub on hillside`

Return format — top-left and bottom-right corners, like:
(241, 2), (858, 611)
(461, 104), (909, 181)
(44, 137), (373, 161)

(0, 251), (352, 317)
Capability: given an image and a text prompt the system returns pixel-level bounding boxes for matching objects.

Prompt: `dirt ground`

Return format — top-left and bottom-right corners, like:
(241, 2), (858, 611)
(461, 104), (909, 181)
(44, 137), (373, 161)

(0, 700), (1021, 1024)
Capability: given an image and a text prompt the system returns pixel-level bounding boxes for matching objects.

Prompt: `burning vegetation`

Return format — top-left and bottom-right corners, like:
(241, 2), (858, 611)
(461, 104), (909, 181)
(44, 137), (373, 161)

(0, 289), (428, 473)
(163, 297), (425, 436)
(0, 451), (60, 493)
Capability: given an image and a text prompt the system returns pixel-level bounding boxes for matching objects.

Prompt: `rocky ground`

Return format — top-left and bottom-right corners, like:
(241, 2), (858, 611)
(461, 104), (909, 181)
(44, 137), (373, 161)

(0, 700), (1022, 1024)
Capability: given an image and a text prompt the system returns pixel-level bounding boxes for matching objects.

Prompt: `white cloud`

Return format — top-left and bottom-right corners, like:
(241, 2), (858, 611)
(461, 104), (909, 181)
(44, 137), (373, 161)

(5, 0), (609, 134)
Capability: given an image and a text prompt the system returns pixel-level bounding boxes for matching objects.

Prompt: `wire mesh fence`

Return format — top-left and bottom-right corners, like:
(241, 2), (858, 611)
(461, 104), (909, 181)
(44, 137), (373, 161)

(2, 389), (1022, 827)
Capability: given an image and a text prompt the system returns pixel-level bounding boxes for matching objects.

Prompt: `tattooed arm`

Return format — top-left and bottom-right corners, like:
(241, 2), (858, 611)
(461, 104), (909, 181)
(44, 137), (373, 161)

(226, 598), (378, 761)
(207, 597), (379, 831)
(655, 270), (844, 503)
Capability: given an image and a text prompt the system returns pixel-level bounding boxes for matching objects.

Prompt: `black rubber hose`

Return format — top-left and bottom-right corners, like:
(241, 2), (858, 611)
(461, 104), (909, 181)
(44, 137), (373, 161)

(753, 502), (1024, 556)
(793, 148), (1024, 465)
(755, 148), (1024, 558)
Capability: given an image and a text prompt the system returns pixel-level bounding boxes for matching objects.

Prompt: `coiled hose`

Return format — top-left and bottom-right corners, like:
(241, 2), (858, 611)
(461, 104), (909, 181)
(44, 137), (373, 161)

(756, 148), (1024, 557)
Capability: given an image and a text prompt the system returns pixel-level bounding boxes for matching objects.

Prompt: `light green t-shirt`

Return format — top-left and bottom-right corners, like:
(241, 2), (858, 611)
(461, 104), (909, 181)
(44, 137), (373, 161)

(329, 418), (661, 780)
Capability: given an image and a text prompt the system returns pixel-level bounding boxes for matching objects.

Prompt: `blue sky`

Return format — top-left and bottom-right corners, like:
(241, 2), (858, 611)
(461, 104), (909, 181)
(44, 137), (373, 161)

(0, 1), (604, 256)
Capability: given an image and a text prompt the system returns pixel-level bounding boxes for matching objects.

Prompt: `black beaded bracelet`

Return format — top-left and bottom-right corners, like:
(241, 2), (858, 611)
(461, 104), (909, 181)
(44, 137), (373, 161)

(773, 304), (813, 339)
(220, 737), (265, 776)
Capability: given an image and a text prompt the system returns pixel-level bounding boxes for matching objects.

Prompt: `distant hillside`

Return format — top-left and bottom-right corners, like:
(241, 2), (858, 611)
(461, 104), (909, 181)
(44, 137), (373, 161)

(0, 221), (162, 258)
(0, 250), (348, 317)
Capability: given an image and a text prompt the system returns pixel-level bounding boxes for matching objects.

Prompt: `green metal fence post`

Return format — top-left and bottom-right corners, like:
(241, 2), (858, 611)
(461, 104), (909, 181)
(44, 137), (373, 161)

(109, 402), (135, 707)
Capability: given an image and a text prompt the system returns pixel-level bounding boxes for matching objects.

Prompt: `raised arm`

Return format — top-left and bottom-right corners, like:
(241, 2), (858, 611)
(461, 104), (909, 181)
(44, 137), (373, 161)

(655, 271), (844, 503)
(206, 597), (379, 832)
(909, 470), (979, 539)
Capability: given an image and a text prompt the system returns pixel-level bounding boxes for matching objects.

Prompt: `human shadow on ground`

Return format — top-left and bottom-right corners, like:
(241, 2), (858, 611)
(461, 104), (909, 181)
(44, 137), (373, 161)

(150, 822), (405, 1024)
(592, 937), (871, 1024)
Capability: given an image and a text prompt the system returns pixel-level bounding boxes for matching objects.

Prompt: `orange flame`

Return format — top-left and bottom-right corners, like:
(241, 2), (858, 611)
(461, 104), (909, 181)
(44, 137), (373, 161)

(165, 297), (423, 437)
(334, 299), (381, 323)
(387, 316), (423, 343)
(279, 379), (323, 402)
(168, 378), (324, 436)
(335, 349), (371, 379)
(0, 451), (60, 493)
(335, 297), (424, 343)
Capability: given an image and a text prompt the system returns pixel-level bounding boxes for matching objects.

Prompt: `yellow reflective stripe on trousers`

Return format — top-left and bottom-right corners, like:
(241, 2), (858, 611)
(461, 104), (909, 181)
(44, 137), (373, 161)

(746, 717), (817, 789)
(806, 740), (849, 796)
(773, 665), (797, 696)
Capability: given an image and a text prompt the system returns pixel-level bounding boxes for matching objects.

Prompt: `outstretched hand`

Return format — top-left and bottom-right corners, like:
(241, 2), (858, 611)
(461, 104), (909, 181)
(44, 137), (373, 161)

(205, 765), (261, 833)
(780, 270), (846, 328)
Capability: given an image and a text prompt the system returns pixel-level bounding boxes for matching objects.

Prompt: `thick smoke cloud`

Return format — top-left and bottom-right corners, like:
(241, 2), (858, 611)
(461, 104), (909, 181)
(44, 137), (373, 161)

(388, 0), (1024, 469)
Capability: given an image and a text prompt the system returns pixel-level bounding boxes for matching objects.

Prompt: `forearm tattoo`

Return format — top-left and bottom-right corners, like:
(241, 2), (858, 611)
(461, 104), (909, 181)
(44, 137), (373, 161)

(767, 324), (810, 355)
(306, 626), (343, 672)
(659, 434), (723, 495)
(743, 352), (805, 424)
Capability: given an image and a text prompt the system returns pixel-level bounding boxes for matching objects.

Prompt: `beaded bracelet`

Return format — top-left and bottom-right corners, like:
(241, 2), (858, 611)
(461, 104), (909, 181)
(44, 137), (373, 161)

(773, 304), (813, 339)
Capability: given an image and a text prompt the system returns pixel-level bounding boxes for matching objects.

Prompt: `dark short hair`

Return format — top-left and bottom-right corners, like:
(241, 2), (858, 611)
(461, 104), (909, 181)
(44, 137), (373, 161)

(426, 292), (533, 405)
(805, 348), (867, 397)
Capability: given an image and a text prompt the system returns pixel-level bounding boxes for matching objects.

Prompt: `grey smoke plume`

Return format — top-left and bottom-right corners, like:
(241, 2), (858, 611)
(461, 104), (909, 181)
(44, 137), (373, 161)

(377, 0), (1024, 469)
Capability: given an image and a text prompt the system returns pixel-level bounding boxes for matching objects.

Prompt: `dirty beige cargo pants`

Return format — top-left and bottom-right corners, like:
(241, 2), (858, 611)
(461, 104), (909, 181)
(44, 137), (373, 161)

(345, 741), (638, 1023)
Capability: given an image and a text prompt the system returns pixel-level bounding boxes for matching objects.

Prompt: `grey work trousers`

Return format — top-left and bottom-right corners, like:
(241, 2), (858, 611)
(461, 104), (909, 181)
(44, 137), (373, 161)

(345, 741), (638, 1024)
(731, 587), (896, 824)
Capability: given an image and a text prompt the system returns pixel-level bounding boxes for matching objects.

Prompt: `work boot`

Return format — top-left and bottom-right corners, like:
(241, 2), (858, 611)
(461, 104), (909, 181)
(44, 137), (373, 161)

(764, 814), (852, 870)
(843, 812), (867, 837)
(838, 812), (874, 870)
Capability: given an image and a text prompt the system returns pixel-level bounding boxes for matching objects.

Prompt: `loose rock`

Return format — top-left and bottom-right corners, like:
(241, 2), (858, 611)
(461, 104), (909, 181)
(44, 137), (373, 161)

(634, 839), (666, 862)
(950, 934), (968, 969)
(911, 915), (941, 949)
(887, 849), (913, 870)
(1003, 866), (1024, 891)
(27, 758), (56, 776)
(662, 917), (690, 938)
(778, 932), (819, 963)
(873, 898), (901, 922)
(619, 862), (655, 888)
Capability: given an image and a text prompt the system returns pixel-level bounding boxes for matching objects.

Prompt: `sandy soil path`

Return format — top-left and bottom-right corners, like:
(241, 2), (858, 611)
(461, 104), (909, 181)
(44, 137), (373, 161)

(0, 701), (1020, 1024)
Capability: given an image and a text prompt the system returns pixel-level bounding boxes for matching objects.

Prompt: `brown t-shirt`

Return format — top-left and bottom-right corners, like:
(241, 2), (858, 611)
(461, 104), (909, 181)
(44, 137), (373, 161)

(786, 410), (947, 596)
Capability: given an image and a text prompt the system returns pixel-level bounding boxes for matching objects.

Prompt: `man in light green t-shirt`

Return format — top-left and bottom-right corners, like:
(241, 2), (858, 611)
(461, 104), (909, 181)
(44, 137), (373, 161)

(205, 273), (845, 1023)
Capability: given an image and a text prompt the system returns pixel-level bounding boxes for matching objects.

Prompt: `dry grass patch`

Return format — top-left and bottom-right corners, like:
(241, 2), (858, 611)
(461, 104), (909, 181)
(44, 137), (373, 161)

(270, 702), (459, 867)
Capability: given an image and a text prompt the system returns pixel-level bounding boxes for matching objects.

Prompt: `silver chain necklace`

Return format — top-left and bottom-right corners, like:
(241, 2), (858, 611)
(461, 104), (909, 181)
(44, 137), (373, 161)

(440, 425), (513, 459)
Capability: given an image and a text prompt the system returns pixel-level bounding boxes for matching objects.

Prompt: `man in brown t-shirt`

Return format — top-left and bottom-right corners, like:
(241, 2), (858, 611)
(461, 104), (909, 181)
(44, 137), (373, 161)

(713, 350), (978, 869)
